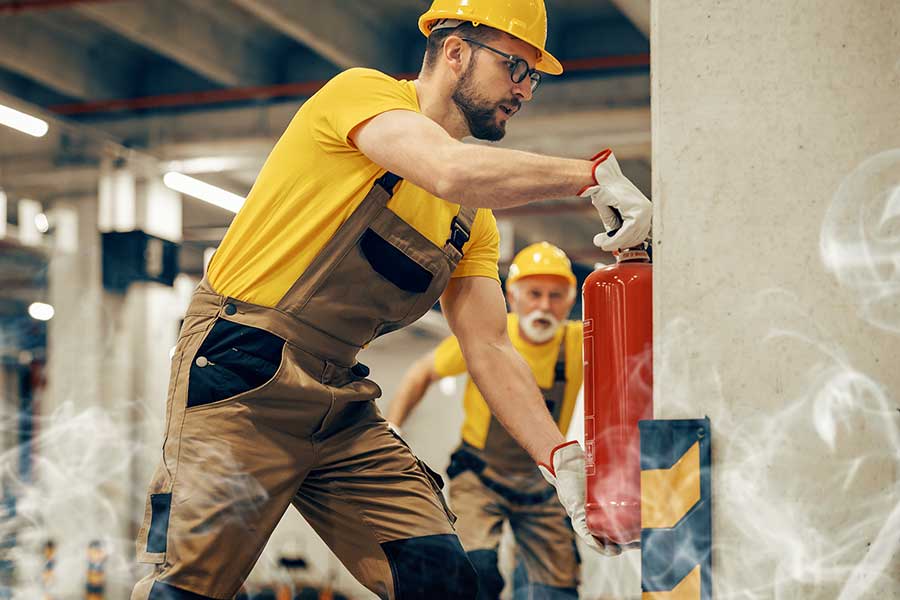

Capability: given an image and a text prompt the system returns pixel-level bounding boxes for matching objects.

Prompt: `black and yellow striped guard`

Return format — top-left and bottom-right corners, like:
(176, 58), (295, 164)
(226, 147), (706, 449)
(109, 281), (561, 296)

(639, 418), (712, 599)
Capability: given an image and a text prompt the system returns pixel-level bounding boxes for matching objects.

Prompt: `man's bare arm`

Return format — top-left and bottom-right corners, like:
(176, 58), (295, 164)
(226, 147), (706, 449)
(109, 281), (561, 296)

(441, 276), (565, 462)
(385, 351), (441, 427)
(352, 109), (593, 209)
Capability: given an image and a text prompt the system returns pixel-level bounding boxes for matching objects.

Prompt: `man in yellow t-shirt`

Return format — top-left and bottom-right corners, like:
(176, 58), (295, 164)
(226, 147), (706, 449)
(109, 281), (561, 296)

(132, 1), (650, 598)
(387, 243), (586, 599)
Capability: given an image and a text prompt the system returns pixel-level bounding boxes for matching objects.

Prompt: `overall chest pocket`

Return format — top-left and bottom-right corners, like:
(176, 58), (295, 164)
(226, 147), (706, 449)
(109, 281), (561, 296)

(187, 319), (285, 409)
(360, 228), (435, 293)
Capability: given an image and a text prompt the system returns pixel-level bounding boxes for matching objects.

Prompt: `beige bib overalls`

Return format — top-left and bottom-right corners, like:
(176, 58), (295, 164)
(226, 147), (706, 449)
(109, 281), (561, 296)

(132, 173), (480, 600)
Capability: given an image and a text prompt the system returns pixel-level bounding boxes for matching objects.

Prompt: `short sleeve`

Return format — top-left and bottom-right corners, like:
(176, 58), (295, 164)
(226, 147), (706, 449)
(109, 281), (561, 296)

(451, 208), (500, 282)
(311, 68), (418, 148)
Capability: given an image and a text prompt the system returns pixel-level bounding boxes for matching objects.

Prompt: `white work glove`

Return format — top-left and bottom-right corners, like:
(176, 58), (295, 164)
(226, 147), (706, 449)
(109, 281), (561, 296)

(579, 149), (652, 252)
(538, 441), (624, 556)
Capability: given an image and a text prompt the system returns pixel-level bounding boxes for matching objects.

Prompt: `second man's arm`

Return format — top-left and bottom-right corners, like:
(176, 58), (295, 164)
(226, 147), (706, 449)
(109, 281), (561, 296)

(385, 351), (440, 429)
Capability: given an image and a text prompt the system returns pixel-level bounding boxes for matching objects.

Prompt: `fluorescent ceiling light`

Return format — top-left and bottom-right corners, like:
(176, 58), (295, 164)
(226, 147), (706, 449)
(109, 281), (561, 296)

(163, 172), (244, 213)
(163, 157), (249, 174)
(28, 302), (55, 321)
(0, 104), (48, 137)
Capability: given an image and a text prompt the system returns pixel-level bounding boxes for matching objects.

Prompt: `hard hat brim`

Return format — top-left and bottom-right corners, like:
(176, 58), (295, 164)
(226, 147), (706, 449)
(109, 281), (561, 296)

(507, 270), (576, 288)
(535, 50), (563, 75)
(419, 16), (564, 76)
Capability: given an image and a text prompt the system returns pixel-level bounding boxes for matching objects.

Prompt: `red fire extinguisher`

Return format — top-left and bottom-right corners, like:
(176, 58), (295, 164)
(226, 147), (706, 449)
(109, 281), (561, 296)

(582, 245), (653, 546)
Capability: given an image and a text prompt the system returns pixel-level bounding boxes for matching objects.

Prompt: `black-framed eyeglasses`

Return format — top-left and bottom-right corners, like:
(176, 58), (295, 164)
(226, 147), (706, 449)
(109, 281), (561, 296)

(460, 38), (542, 92)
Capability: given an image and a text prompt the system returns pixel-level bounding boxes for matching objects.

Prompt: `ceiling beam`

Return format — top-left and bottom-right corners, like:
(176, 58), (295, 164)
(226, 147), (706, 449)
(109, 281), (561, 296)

(0, 161), (100, 197)
(76, 0), (274, 86)
(0, 15), (127, 99)
(230, 0), (402, 71)
(80, 73), (648, 156)
(609, 0), (650, 38)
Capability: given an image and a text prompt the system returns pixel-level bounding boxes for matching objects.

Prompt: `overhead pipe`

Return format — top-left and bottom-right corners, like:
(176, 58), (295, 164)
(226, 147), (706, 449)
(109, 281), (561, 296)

(49, 54), (650, 116)
(0, 0), (119, 14)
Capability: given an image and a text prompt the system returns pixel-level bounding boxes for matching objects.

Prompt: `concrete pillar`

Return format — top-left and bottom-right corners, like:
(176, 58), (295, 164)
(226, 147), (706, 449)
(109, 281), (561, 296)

(42, 161), (187, 598)
(653, 2), (899, 599)
(16, 198), (42, 247)
(0, 189), (7, 239)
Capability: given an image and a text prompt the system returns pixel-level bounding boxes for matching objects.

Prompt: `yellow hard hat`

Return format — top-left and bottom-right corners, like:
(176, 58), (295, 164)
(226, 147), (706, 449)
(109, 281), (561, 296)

(507, 242), (576, 287)
(418, 0), (563, 75)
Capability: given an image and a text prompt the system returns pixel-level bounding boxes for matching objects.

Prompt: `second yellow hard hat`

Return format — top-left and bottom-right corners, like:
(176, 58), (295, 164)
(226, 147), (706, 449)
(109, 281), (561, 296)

(507, 242), (576, 287)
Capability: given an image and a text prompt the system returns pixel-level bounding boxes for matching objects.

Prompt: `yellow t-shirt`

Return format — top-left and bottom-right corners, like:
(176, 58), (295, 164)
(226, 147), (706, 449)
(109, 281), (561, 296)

(433, 313), (584, 449)
(207, 68), (500, 307)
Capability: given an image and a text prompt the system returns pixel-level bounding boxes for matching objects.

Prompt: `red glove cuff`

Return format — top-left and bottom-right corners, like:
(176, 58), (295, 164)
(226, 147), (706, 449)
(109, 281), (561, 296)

(578, 148), (613, 195)
(538, 440), (581, 477)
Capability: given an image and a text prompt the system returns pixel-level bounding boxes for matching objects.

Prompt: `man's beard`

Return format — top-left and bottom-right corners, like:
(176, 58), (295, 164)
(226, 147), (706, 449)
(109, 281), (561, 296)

(520, 310), (561, 344)
(451, 64), (518, 141)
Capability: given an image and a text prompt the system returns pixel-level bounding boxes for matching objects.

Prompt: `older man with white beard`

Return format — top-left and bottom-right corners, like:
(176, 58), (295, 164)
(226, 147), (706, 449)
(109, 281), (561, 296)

(387, 242), (595, 600)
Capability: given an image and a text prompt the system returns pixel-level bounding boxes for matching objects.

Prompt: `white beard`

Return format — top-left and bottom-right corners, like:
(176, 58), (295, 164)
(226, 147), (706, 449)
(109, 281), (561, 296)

(520, 310), (561, 343)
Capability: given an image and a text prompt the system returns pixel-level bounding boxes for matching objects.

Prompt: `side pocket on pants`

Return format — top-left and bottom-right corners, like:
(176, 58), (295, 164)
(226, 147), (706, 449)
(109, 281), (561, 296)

(388, 429), (457, 525)
(417, 458), (457, 526)
(147, 493), (172, 554)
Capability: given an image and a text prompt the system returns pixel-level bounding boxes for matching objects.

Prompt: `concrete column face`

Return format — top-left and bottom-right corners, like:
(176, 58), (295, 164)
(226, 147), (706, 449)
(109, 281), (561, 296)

(17, 197), (42, 246)
(653, 2), (899, 598)
(98, 160), (136, 233)
(36, 162), (186, 598)
(138, 177), (182, 243)
(43, 195), (128, 598)
(0, 189), (7, 239)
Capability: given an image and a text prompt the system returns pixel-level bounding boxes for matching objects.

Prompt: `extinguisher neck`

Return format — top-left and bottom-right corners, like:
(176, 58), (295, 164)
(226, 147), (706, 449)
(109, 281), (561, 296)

(614, 248), (650, 263)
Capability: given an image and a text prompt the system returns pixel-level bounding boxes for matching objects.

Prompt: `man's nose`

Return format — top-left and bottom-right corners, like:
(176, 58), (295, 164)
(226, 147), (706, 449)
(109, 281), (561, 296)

(512, 79), (532, 103)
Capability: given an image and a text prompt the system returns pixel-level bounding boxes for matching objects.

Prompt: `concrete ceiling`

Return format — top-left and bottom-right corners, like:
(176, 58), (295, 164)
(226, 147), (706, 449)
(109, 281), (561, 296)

(0, 0), (650, 325)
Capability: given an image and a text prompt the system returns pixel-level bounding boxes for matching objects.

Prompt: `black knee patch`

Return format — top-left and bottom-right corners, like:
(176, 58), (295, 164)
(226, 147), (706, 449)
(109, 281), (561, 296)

(382, 534), (478, 600)
(148, 581), (216, 600)
(468, 549), (504, 600)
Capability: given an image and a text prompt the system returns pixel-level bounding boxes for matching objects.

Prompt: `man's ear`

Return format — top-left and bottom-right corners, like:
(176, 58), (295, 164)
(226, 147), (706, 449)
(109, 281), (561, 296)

(443, 36), (468, 75)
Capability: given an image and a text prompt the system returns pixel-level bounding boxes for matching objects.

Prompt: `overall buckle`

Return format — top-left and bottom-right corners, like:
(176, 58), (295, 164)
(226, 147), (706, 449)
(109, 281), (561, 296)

(447, 216), (471, 252)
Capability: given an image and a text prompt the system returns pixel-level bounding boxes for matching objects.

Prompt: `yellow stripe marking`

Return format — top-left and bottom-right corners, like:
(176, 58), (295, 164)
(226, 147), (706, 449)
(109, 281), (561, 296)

(642, 565), (701, 599)
(641, 441), (701, 529)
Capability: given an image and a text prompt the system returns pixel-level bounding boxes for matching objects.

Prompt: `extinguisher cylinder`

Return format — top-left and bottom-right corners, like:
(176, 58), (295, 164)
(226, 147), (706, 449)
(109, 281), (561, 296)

(582, 255), (652, 545)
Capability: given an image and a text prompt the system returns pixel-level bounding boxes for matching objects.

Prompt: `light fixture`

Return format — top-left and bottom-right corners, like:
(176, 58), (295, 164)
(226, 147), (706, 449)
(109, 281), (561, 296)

(34, 213), (50, 233)
(162, 172), (244, 213)
(439, 376), (458, 396)
(0, 104), (48, 138)
(28, 302), (55, 321)
(163, 157), (248, 174)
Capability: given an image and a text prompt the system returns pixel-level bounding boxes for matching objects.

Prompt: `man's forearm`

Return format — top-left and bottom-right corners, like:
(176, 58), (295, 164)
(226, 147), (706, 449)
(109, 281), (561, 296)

(466, 340), (566, 463)
(435, 144), (593, 210)
(386, 357), (435, 426)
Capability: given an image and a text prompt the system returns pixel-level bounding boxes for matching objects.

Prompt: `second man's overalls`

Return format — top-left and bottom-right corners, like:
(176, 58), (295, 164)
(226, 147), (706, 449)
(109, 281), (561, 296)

(447, 330), (580, 599)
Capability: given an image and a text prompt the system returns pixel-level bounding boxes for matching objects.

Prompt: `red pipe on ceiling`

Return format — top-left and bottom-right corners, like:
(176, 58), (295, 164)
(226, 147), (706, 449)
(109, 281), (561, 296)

(49, 54), (650, 116)
(0, 0), (119, 14)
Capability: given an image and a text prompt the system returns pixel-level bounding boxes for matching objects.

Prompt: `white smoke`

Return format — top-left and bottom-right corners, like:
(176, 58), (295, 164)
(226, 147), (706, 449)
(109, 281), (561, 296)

(820, 149), (900, 334)
(653, 288), (899, 600)
(0, 403), (146, 598)
(0, 398), (272, 599)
